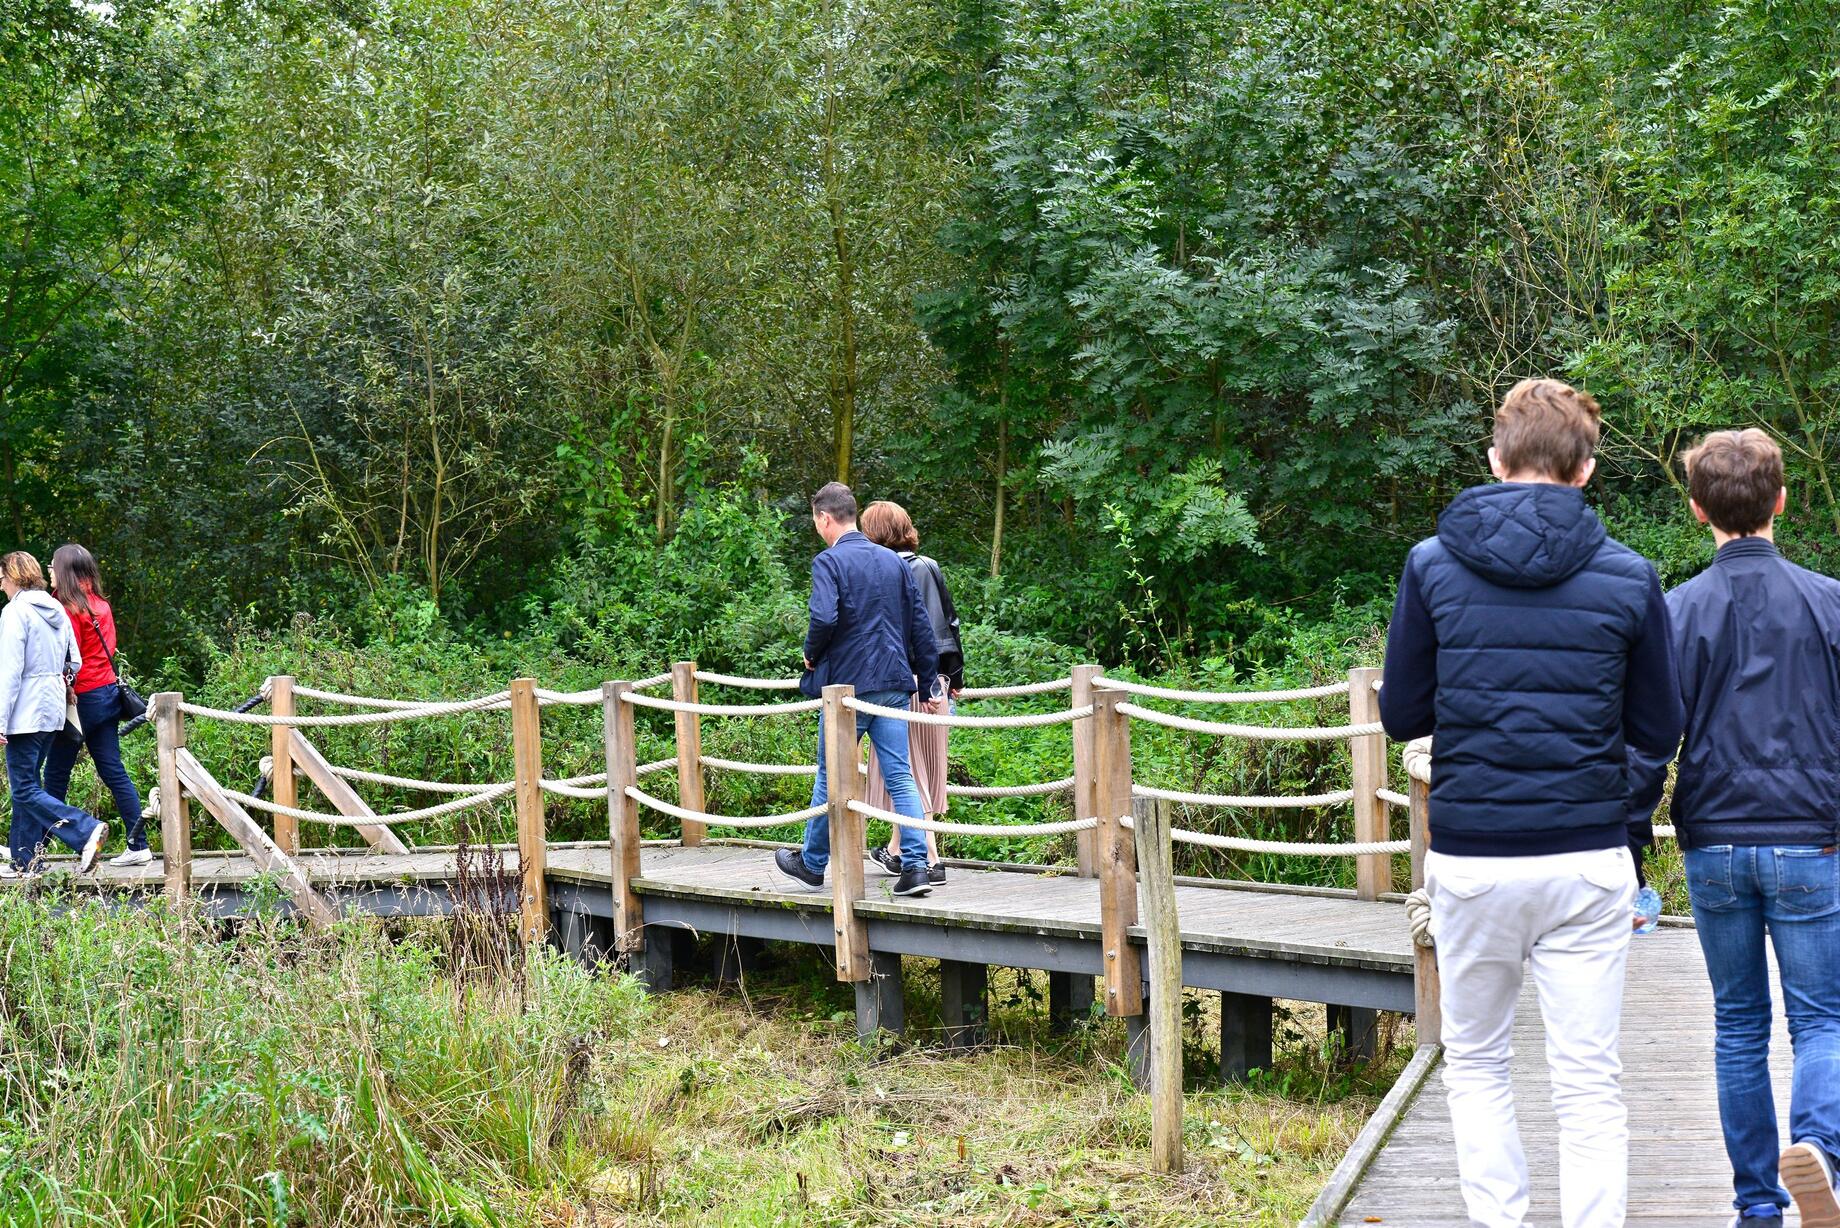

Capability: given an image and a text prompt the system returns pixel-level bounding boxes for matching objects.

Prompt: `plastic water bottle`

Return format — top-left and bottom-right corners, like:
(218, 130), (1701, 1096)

(1633, 886), (1662, 935)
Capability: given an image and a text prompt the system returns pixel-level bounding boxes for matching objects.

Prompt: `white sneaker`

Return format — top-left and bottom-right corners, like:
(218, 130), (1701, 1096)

(77, 822), (108, 875)
(108, 847), (153, 867)
(1783, 1141), (1840, 1228)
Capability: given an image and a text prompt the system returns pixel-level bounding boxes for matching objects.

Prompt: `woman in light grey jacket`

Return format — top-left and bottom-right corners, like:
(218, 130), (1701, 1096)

(0, 551), (106, 876)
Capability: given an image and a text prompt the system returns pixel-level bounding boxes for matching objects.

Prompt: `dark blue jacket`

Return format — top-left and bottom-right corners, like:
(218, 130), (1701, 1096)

(802, 531), (938, 698)
(1379, 483), (1684, 856)
(1628, 537), (1840, 849)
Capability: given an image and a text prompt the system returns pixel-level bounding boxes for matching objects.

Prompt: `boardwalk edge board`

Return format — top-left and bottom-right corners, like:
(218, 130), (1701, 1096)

(1299, 1042), (1443, 1228)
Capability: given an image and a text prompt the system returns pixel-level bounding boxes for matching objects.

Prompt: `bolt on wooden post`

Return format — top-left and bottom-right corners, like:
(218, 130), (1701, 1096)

(824, 684), (870, 983)
(603, 680), (644, 953)
(152, 692), (191, 901)
(510, 678), (548, 945)
(1070, 664), (1101, 878)
(269, 675), (298, 855)
(671, 661), (706, 847)
(1091, 687), (1143, 1017)
(1348, 666), (1389, 899)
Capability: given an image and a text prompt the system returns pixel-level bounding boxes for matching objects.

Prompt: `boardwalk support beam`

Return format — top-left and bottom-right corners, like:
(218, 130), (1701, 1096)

(825, 684), (871, 984)
(1132, 795), (1184, 1173)
(511, 678), (548, 945)
(175, 748), (336, 928)
(939, 959), (987, 1049)
(1091, 687), (1143, 1018)
(152, 692), (191, 901)
(604, 680), (644, 953)
(287, 730), (411, 854)
(1071, 663), (1101, 878)
(1221, 991), (1274, 1084)
(1049, 971), (1095, 1033)
(1334, 665), (1385, 1062)
(854, 950), (904, 1038)
(269, 675), (299, 855)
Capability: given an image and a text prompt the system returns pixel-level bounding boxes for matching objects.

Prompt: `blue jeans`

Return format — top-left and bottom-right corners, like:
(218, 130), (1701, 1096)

(45, 685), (145, 850)
(802, 689), (928, 874)
(7, 731), (104, 868)
(1686, 844), (1840, 1218)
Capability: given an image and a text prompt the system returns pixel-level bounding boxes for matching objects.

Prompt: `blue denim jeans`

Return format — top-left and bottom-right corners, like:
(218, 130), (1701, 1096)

(802, 689), (928, 874)
(1685, 844), (1840, 1218)
(44, 685), (145, 850)
(6, 730), (104, 868)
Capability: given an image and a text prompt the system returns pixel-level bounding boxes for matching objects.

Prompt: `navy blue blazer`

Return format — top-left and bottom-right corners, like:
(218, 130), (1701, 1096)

(802, 531), (938, 698)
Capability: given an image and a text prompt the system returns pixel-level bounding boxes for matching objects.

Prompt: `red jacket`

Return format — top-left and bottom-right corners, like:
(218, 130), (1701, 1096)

(65, 593), (119, 694)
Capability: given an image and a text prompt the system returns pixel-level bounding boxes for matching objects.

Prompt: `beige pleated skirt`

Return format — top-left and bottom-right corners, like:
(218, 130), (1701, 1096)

(863, 686), (950, 817)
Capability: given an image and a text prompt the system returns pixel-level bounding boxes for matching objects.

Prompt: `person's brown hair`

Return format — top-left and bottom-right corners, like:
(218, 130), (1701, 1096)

(860, 500), (919, 552)
(51, 543), (104, 616)
(2, 552), (46, 591)
(1682, 428), (1784, 535)
(1494, 378), (1602, 482)
(811, 481), (857, 522)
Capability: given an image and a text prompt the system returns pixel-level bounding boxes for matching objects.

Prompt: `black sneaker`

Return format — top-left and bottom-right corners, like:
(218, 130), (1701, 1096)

(892, 866), (932, 897)
(773, 848), (825, 892)
(928, 862), (946, 886)
(869, 847), (902, 877)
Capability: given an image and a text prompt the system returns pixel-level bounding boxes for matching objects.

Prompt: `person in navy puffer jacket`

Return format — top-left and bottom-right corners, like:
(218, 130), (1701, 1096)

(1380, 378), (1685, 1228)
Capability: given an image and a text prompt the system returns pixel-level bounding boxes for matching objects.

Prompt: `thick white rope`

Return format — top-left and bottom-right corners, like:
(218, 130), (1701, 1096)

(946, 776), (1075, 798)
(624, 786), (824, 829)
(1376, 788), (1411, 808)
(621, 691), (822, 717)
(219, 782), (515, 826)
(632, 672), (674, 690)
(1133, 784), (1356, 809)
(540, 760), (675, 799)
(1117, 702), (1384, 742)
(1095, 676), (1351, 704)
(843, 696), (1094, 728)
(326, 764), (501, 795)
(1118, 813), (1408, 856)
(534, 688), (605, 706)
(692, 671), (801, 690)
(1406, 888), (1434, 947)
(956, 678), (1074, 699)
(847, 798), (1099, 837)
(290, 685), (508, 711)
(1402, 737), (1432, 784)
(699, 754), (817, 777)
(181, 691), (513, 727)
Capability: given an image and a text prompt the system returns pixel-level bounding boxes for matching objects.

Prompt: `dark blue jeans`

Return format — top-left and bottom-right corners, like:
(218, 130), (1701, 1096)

(45, 684), (145, 850)
(1686, 844), (1840, 1218)
(7, 730), (104, 868)
(802, 689), (929, 874)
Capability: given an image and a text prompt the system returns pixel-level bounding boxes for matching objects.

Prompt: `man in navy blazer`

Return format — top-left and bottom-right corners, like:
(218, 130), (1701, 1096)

(775, 482), (937, 898)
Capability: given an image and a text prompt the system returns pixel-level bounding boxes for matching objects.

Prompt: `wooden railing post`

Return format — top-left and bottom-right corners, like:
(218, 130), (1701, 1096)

(1091, 687), (1143, 1018)
(1410, 771), (1441, 1045)
(1071, 664), (1100, 878)
(269, 675), (298, 855)
(671, 661), (706, 846)
(604, 680), (644, 952)
(152, 692), (191, 901)
(1349, 667), (1389, 899)
(824, 684), (870, 983)
(1132, 794), (1184, 1174)
(511, 678), (548, 944)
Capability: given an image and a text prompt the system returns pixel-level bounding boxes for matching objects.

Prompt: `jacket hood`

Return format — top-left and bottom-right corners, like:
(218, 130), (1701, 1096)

(1436, 483), (1607, 589)
(13, 588), (66, 626)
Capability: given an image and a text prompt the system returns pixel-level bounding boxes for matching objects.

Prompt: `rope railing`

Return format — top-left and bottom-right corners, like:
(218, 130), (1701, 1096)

(625, 785), (824, 829)
(847, 797), (1098, 838)
(1117, 702), (1384, 742)
(842, 696), (1094, 728)
(1095, 676), (1351, 704)
(1133, 784), (1356, 809)
(698, 753), (818, 777)
(221, 782), (516, 827)
(1118, 813), (1409, 857)
(326, 765), (502, 795)
(946, 776), (1075, 798)
(291, 685), (508, 711)
(180, 691), (512, 727)
(1376, 787), (1411, 808)
(692, 670), (801, 690)
(955, 678), (1074, 699)
(621, 691), (823, 717)
(534, 687), (605, 706)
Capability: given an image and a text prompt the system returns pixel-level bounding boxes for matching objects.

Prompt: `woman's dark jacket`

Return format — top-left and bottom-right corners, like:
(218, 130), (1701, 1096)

(900, 552), (964, 692)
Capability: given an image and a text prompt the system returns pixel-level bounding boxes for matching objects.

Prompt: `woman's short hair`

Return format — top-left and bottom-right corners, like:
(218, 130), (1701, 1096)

(861, 501), (920, 552)
(2, 552), (46, 591)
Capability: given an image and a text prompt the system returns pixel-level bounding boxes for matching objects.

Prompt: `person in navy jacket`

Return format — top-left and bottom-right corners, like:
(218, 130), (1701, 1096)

(775, 482), (938, 898)
(1628, 429), (1840, 1228)
(1379, 378), (1684, 1228)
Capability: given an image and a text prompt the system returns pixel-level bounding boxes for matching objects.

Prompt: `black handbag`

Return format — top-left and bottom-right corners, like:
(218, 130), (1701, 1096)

(86, 610), (147, 724)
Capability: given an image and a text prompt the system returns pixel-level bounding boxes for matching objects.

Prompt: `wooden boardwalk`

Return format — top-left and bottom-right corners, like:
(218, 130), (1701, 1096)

(1322, 925), (1797, 1226)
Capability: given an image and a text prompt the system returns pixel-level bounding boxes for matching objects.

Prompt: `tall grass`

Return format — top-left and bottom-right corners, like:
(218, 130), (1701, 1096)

(0, 887), (643, 1226)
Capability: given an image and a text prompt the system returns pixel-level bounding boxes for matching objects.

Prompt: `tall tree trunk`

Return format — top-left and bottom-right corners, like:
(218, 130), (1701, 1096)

(656, 399), (676, 542)
(822, 56), (856, 486)
(990, 414), (1007, 578)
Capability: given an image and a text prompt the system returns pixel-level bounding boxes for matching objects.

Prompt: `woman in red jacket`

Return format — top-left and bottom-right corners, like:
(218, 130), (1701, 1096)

(45, 544), (146, 865)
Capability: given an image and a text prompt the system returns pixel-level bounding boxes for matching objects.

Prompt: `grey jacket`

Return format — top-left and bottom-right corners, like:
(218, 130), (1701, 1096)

(0, 589), (81, 736)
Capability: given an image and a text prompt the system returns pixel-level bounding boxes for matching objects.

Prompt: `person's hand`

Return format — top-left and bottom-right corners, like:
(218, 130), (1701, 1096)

(949, 687), (962, 699)
(922, 696), (948, 715)
(802, 656), (813, 671)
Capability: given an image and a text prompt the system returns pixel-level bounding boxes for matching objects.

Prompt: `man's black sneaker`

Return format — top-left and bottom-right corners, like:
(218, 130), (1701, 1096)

(773, 849), (825, 892)
(928, 862), (946, 885)
(892, 866), (932, 897)
(869, 847), (902, 877)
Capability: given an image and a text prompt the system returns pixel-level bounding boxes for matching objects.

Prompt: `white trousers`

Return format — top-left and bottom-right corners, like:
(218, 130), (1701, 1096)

(1427, 846), (1636, 1228)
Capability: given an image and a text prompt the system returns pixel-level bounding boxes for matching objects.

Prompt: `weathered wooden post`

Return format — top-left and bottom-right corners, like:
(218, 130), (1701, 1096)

(605, 679), (666, 987)
(671, 661), (706, 847)
(1071, 664), (1100, 878)
(1409, 758), (1441, 1045)
(269, 675), (298, 855)
(1336, 665), (1387, 1060)
(1132, 794), (1184, 1174)
(510, 678), (548, 945)
(1091, 687), (1143, 1025)
(824, 684), (870, 985)
(152, 691), (191, 900)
